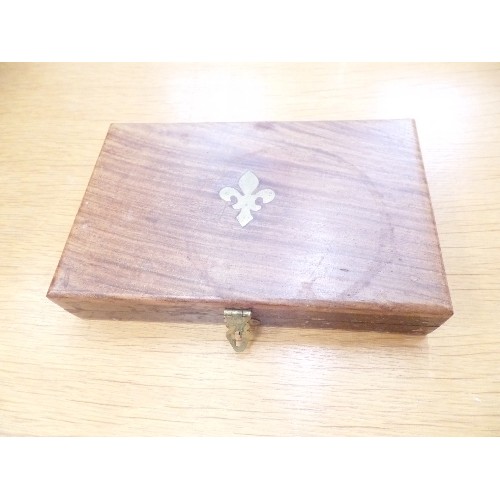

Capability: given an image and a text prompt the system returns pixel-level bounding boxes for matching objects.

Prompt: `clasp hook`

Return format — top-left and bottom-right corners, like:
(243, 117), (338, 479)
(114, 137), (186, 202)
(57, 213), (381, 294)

(224, 309), (253, 352)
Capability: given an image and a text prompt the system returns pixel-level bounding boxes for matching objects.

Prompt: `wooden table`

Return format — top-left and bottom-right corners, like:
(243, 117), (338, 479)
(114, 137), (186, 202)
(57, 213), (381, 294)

(1, 63), (499, 436)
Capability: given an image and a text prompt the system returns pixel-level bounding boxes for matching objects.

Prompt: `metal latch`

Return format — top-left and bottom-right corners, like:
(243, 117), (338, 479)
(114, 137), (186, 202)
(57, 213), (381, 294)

(224, 309), (254, 352)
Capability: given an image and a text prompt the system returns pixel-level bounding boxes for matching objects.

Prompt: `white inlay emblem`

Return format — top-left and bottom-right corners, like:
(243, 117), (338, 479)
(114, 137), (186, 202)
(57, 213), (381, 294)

(219, 171), (275, 227)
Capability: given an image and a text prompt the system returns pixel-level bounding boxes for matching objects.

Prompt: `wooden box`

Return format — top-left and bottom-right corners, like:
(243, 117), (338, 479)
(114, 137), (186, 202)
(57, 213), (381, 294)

(47, 120), (453, 337)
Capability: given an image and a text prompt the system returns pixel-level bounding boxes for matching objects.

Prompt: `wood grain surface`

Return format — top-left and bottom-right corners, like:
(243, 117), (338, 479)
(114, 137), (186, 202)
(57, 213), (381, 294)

(1, 63), (499, 436)
(47, 120), (452, 333)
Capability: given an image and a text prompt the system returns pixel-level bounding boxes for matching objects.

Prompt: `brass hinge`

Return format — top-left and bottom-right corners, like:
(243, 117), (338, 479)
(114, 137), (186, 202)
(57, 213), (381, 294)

(224, 309), (253, 352)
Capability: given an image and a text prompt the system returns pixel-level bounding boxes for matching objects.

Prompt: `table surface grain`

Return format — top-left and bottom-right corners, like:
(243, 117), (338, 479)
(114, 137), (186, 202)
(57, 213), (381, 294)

(1, 62), (499, 436)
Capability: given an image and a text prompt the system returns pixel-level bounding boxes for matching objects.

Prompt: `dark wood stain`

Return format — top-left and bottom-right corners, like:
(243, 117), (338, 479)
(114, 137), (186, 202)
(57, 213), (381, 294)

(47, 120), (453, 334)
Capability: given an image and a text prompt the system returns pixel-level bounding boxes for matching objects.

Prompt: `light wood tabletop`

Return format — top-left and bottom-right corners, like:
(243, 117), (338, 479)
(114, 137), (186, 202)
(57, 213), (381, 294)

(1, 63), (499, 436)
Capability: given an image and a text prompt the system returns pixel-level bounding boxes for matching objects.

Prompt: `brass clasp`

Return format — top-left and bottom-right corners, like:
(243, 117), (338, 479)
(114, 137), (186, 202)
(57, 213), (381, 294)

(224, 309), (253, 352)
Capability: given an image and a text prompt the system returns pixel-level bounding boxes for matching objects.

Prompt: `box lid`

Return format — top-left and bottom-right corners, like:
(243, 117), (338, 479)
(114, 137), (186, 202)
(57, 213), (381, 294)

(47, 120), (453, 333)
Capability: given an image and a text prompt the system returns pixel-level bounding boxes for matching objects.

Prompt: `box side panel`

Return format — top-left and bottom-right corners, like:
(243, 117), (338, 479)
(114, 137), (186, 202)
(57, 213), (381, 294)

(411, 120), (453, 313)
(47, 293), (452, 334)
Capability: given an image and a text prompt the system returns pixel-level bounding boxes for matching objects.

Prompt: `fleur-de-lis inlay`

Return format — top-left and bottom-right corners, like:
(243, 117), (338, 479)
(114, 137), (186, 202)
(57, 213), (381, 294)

(219, 171), (275, 227)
